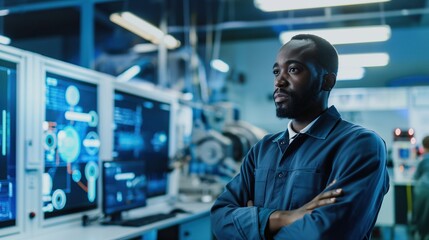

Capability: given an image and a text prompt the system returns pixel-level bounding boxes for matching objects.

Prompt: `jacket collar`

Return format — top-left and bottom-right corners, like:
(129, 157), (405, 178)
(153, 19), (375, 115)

(272, 106), (341, 143)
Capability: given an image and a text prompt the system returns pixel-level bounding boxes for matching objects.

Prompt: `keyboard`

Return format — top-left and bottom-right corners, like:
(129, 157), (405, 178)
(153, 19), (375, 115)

(121, 212), (176, 227)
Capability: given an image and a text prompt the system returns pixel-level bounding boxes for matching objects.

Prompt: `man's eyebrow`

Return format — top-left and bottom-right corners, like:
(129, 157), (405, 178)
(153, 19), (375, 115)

(285, 60), (303, 65)
(273, 60), (304, 69)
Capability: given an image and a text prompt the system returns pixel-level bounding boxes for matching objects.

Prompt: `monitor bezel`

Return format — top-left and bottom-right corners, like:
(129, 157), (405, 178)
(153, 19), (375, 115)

(113, 82), (178, 206)
(0, 44), (27, 238)
(38, 56), (106, 227)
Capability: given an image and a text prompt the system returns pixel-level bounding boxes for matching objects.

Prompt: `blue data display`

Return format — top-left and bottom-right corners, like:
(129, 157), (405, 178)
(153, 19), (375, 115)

(113, 91), (170, 198)
(102, 160), (147, 217)
(42, 72), (99, 218)
(0, 59), (17, 229)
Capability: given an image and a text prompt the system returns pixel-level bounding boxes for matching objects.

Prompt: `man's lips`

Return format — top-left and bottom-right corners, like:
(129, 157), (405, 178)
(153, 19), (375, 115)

(274, 92), (289, 103)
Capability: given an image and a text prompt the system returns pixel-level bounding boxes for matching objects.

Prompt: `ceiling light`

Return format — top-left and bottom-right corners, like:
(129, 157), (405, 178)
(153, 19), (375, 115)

(337, 67), (365, 81)
(116, 65), (141, 82)
(280, 25), (391, 45)
(0, 9), (9, 17)
(335, 53), (389, 81)
(340, 53), (389, 67)
(132, 43), (158, 53)
(0, 35), (11, 45)
(110, 11), (180, 49)
(211, 59), (230, 73)
(255, 0), (390, 12)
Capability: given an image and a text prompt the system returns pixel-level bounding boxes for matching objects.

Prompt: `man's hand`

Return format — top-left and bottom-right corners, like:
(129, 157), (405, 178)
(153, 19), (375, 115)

(268, 180), (343, 235)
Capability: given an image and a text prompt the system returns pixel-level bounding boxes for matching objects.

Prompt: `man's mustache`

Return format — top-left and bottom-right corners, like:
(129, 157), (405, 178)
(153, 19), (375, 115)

(273, 88), (291, 98)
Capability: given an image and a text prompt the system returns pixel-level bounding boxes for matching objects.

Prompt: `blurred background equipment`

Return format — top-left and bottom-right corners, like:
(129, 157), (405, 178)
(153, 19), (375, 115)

(174, 101), (267, 203)
(392, 128), (419, 182)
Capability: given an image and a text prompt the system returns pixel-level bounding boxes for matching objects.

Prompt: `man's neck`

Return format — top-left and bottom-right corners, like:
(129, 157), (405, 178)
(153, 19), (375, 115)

(291, 107), (327, 132)
(290, 120), (307, 133)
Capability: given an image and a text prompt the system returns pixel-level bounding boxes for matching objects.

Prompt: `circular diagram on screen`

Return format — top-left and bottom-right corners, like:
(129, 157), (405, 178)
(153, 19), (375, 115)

(52, 189), (67, 210)
(43, 131), (57, 151)
(85, 161), (99, 180)
(83, 131), (100, 156)
(151, 131), (167, 152)
(72, 169), (82, 182)
(85, 161), (99, 203)
(88, 111), (98, 127)
(65, 85), (80, 107)
(57, 126), (81, 163)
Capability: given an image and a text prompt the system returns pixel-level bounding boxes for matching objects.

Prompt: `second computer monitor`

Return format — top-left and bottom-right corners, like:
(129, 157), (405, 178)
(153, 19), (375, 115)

(113, 88), (172, 200)
(102, 160), (147, 222)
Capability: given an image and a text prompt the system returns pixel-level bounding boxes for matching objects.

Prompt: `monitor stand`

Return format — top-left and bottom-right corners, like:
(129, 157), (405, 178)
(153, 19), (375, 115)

(101, 212), (123, 225)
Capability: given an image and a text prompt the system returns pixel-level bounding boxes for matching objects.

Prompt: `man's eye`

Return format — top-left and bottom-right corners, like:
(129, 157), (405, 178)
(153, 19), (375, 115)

(273, 69), (280, 76)
(288, 67), (297, 73)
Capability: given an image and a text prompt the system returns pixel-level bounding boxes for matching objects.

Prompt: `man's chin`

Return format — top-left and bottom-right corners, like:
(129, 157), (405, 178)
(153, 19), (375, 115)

(276, 108), (293, 119)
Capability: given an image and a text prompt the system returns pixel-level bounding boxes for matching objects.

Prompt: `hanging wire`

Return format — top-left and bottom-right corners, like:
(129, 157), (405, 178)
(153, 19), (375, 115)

(205, 0), (214, 65)
(211, 0), (226, 64)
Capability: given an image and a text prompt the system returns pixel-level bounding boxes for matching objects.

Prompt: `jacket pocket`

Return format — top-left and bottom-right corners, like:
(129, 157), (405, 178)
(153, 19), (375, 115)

(290, 169), (324, 209)
(254, 168), (269, 207)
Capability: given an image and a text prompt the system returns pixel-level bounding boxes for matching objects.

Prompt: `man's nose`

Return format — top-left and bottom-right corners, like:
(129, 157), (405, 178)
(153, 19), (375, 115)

(275, 76), (287, 88)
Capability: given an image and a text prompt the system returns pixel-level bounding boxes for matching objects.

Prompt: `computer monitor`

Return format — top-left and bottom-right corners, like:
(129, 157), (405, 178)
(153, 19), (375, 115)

(102, 160), (147, 222)
(0, 59), (17, 229)
(113, 87), (173, 201)
(42, 72), (100, 219)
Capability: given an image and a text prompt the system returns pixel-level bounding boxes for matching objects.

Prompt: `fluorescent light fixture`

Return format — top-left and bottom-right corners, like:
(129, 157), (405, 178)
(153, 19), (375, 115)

(132, 43), (158, 53)
(0, 9), (9, 17)
(110, 11), (180, 49)
(339, 53), (389, 68)
(116, 65), (141, 82)
(0, 35), (11, 45)
(280, 25), (391, 45)
(335, 53), (389, 81)
(211, 59), (230, 73)
(337, 67), (365, 81)
(255, 0), (390, 12)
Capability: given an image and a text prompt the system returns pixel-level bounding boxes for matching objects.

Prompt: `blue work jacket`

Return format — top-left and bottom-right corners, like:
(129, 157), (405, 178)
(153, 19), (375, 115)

(211, 106), (389, 240)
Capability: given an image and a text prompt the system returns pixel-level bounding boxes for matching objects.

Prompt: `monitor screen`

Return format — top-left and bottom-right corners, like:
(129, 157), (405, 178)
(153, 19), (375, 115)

(113, 90), (171, 198)
(102, 160), (147, 221)
(0, 59), (17, 229)
(42, 72), (100, 219)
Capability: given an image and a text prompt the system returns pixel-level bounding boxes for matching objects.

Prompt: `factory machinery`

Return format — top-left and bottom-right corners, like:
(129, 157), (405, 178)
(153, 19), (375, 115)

(174, 102), (267, 202)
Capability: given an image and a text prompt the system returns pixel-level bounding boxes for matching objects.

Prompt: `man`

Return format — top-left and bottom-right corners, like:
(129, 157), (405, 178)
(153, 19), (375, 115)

(210, 34), (389, 239)
(413, 136), (429, 239)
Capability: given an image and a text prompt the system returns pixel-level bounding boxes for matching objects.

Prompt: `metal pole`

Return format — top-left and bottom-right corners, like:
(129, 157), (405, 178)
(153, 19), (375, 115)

(80, 0), (94, 68)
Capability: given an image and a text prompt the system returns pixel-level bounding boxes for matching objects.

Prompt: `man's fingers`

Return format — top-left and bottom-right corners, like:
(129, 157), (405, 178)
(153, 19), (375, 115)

(306, 196), (337, 210)
(312, 188), (342, 202)
(318, 188), (342, 200)
(247, 200), (254, 207)
(326, 179), (337, 188)
(306, 188), (342, 211)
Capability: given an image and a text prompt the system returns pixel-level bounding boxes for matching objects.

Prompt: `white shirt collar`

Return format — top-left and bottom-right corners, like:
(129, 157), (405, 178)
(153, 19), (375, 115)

(287, 116), (320, 143)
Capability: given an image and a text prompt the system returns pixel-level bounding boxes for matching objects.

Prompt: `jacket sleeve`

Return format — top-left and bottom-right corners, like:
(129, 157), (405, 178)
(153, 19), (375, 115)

(414, 159), (425, 180)
(274, 131), (390, 240)
(210, 146), (275, 240)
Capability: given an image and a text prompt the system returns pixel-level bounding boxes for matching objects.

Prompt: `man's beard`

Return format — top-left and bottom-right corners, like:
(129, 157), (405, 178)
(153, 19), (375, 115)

(276, 105), (292, 119)
(274, 84), (320, 119)
(275, 93), (300, 119)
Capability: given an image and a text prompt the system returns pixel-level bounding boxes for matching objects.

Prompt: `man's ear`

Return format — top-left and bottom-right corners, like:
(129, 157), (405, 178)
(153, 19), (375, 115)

(322, 73), (336, 91)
